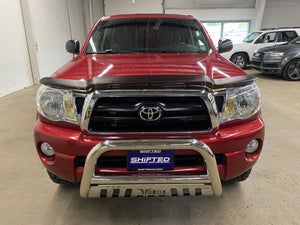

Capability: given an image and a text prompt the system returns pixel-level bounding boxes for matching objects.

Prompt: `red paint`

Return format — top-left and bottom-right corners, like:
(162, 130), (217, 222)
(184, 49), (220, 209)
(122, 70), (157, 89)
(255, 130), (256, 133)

(34, 116), (264, 182)
(34, 14), (264, 183)
(52, 53), (245, 81)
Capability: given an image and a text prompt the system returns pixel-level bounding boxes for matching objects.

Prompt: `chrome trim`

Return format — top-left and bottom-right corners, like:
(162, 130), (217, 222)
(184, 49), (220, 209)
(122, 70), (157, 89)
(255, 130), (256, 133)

(79, 89), (221, 134)
(80, 92), (95, 131)
(72, 91), (81, 125)
(80, 138), (222, 198)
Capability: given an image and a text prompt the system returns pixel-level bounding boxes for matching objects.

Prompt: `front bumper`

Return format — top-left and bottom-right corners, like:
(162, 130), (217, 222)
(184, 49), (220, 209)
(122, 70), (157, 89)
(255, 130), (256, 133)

(251, 55), (283, 74)
(34, 116), (264, 189)
(80, 138), (222, 198)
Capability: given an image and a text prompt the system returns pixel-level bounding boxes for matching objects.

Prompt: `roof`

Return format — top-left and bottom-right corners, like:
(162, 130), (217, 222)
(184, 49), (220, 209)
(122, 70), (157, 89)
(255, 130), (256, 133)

(100, 14), (195, 21)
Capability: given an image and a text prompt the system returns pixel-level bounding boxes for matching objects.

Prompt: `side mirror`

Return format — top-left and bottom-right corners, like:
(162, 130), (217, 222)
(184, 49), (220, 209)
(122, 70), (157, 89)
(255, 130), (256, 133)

(66, 40), (80, 54)
(218, 39), (233, 53)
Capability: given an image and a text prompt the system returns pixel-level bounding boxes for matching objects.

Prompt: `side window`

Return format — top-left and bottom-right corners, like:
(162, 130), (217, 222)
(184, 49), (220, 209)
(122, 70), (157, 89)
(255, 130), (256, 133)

(255, 34), (265, 44)
(255, 32), (278, 44)
(281, 31), (298, 42)
(266, 32), (277, 42)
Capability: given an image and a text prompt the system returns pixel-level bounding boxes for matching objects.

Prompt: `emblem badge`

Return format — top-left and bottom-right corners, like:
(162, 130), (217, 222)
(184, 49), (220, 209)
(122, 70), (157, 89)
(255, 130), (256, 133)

(138, 106), (162, 121)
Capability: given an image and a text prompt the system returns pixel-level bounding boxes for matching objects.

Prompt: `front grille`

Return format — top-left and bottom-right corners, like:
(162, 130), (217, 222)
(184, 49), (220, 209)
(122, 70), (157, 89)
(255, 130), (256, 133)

(262, 63), (278, 68)
(75, 154), (225, 168)
(252, 61), (261, 66)
(88, 96), (211, 132)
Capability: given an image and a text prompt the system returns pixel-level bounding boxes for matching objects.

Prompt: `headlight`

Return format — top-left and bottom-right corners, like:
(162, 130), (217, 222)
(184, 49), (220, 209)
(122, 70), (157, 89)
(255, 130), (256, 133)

(265, 52), (288, 57)
(36, 85), (78, 124)
(253, 51), (261, 57)
(222, 83), (261, 123)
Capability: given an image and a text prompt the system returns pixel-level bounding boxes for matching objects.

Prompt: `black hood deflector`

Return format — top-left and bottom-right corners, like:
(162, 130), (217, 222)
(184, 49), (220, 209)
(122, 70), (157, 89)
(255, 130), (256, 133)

(40, 74), (257, 91)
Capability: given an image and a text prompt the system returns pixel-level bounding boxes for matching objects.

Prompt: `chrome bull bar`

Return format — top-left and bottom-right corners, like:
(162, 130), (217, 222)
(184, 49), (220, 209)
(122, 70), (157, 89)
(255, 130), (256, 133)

(80, 138), (222, 198)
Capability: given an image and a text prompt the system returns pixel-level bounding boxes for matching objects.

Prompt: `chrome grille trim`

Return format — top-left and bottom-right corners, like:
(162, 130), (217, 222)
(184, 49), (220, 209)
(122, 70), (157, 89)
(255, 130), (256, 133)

(78, 89), (223, 134)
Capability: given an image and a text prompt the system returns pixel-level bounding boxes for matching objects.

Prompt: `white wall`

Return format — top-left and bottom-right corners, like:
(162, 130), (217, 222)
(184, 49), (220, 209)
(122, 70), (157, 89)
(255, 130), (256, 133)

(0, 0), (97, 97)
(68, 0), (86, 45)
(27, 0), (75, 78)
(166, 8), (255, 21)
(92, 0), (104, 24)
(165, 0), (266, 32)
(104, 0), (163, 15)
(0, 0), (32, 97)
(261, 0), (300, 29)
(82, 0), (103, 35)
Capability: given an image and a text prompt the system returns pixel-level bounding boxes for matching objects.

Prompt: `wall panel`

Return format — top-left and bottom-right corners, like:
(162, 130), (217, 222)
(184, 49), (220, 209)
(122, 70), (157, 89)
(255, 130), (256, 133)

(0, 0), (32, 97)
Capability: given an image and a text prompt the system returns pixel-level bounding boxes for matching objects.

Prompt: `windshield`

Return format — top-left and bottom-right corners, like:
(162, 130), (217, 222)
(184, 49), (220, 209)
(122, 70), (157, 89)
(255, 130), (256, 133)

(85, 18), (213, 54)
(290, 36), (300, 44)
(242, 32), (262, 43)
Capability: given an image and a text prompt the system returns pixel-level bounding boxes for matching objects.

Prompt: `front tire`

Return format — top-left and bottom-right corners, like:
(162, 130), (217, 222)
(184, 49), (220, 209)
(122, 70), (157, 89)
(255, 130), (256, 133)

(47, 170), (77, 185)
(230, 53), (248, 70)
(282, 59), (300, 81)
(222, 168), (252, 184)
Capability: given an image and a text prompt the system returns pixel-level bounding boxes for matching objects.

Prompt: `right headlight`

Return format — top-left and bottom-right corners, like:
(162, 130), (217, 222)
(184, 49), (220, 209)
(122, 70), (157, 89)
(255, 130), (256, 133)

(36, 85), (78, 124)
(221, 83), (261, 123)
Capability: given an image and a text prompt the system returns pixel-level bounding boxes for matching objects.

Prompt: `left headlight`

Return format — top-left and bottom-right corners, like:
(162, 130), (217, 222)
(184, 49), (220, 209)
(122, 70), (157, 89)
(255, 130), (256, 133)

(36, 85), (78, 124)
(265, 52), (288, 57)
(221, 83), (261, 123)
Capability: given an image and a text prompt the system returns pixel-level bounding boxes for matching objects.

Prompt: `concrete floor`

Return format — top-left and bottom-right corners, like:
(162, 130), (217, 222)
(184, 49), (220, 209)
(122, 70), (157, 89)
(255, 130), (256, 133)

(0, 70), (299, 225)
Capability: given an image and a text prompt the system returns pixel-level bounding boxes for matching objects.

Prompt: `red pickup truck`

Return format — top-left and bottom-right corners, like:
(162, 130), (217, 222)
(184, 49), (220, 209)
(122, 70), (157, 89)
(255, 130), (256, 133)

(34, 14), (264, 198)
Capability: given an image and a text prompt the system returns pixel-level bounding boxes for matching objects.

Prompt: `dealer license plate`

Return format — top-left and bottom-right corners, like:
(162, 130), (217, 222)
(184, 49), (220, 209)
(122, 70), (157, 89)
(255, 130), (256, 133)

(127, 150), (174, 171)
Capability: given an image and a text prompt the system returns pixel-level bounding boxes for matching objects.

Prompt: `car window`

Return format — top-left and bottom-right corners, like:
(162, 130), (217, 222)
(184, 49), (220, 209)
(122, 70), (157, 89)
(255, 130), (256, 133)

(281, 31), (298, 42)
(290, 36), (300, 44)
(242, 32), (262, 43)
(85, 18), (213, 54)
(255, 32), (278, 44)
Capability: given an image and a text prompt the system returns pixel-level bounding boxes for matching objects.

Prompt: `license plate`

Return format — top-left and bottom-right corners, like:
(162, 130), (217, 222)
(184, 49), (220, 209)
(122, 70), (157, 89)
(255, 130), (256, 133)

(127, 150), (174, 171)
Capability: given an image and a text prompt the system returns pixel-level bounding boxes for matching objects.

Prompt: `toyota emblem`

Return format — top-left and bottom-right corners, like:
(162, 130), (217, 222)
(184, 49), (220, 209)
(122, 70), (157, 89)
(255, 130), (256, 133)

(138, 106), (162, 121)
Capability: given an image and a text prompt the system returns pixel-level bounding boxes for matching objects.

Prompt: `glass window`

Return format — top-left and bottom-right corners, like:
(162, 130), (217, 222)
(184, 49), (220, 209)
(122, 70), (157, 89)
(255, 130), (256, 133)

(242, 32), (262, 43)
(202, 23), (222, 46)
(85, 18), (212, 54)
(290, 36), (300, 44)
(255, 32), (278, 44)
(203, 21), (250, 46)
(223, 22), (249, 43)
(281, 31), (298, 42)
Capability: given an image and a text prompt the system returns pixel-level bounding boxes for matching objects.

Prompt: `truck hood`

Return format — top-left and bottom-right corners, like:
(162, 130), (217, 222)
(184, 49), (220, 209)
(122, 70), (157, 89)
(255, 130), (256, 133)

(52, 53), (246, 81)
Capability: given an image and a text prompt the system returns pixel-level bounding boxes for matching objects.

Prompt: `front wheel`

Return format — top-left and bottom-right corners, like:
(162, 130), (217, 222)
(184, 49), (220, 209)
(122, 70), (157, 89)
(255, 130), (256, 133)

(47, 170), (77, 185)
(222, 168), (252, 184)
(282, 59), (300, 81)
(230, 53), (248, 70)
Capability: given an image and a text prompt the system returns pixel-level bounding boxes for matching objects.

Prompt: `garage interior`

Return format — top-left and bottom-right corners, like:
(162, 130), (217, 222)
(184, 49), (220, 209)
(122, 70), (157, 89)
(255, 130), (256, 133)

(1, 0), (300, 224)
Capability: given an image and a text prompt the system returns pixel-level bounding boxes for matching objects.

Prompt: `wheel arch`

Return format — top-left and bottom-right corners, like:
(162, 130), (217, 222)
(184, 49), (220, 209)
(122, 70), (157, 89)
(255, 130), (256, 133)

(282, 57), (300, 71)
(230, 51), (250, 62)
(282, 57), (300, 81)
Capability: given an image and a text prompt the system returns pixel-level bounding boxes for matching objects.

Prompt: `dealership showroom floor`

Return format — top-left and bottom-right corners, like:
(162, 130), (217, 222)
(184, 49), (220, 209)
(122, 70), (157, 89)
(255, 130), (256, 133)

(0, 69), (299, 225)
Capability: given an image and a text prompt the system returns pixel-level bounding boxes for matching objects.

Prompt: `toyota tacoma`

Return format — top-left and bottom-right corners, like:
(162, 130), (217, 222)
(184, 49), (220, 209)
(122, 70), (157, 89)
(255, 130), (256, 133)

(34, 14), (264, 198)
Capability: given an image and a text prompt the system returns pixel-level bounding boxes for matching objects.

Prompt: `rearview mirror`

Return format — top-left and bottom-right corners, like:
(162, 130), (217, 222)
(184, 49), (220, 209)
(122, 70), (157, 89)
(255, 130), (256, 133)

(66, 40), (80, 54)
(218, 39), (233, 53)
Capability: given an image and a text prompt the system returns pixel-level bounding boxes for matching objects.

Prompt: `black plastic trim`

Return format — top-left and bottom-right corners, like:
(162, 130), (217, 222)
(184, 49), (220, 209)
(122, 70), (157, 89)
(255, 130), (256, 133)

(40, 74), (257, 90)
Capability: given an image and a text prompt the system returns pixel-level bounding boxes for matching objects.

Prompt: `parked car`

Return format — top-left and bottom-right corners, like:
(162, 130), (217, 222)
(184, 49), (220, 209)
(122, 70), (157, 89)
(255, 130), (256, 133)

(221, 28), (300, 69)
(251, 36), (300, 81)
(34, 14), (264, 198)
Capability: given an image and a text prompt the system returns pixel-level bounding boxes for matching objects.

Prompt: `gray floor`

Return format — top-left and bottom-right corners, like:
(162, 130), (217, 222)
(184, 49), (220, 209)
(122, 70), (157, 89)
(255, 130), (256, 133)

(0, 70), (299, 225)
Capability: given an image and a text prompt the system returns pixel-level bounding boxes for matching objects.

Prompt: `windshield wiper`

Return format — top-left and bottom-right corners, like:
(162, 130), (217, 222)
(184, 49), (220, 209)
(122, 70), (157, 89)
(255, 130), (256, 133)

(160, 49), (183, 53)
(90, 49), (135, 54)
